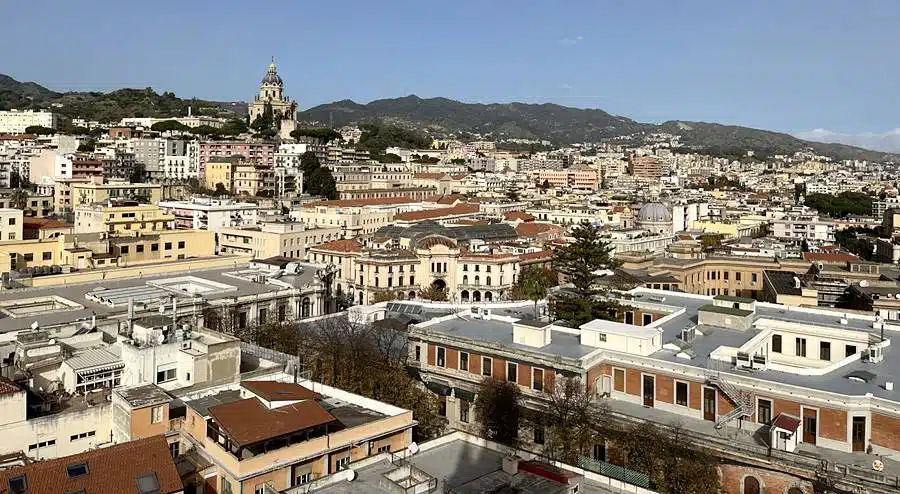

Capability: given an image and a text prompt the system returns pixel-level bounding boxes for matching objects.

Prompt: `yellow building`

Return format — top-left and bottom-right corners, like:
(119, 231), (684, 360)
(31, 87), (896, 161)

(219, 221), (342, 259)
(690, 219), (764, 239)
(205, 158), (275, 196)
(71, 180), (163, 207)
(0, 229), (215, 275)
(74, 202), (175, 234)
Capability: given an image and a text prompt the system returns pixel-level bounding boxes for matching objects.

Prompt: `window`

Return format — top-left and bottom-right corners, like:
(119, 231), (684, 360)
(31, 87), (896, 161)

(742, 475), (761, 494)
(598, 333), (607, 342)
(460, 399), (470, 423)
(675, 381), (688, 407)
(296, 473), (312, 485)
(757, 398), (772, 425)
(23, 253), (33, 262)
(507, 362), (517, 383)
(772, 334), (782, 353)
(335, 456), (351, 471)
(796, 337), (807, 357)
(156, 368), (176, 383)
(8, 475), (26, 494)
(642, 313), (652, 326)
(482, 357), (492, 376)
(820, 341), (831, 361)
(150, 405), (164, 424)
(377, 444), (391, 454)
(846, 345), (857, 357)
(751, 273), (758, 283)
(164, 242), (172, 250)
(8, 217), (14, 225)
(438, 397), (446, 417)
(415, 345), (421, 362)
(178, 241), (185, 249)
(42, 251), (52, 261)
(136, 244), (144, 253)
(533, 426), (545, 445)
(436, 347), (446, 367)
(736, 272), (742, 281)
(222, 478), (233, 494)
(613, 368), (625, 392)
(69, 431), (96, 441)
(460, 352), (469, 371)
(533, 368), (544, 391)
(120, 246), (129, 255)
(151, 243), (159, 252)
(66, 463), (88, 479)
(724, 271), (729, 281)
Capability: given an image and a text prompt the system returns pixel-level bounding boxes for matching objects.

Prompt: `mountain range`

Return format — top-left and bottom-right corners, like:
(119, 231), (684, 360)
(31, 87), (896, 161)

(1, 74), (895, 162)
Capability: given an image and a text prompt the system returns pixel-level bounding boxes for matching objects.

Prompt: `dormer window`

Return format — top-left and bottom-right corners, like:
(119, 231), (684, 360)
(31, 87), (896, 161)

(8, 475), (26, 494)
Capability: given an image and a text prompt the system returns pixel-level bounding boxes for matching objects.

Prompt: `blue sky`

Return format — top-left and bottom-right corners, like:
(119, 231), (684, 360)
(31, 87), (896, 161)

(3, 1), (899, 138)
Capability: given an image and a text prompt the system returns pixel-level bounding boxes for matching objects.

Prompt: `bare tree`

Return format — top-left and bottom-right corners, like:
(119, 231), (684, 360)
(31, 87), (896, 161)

(534, 376), (608, 464)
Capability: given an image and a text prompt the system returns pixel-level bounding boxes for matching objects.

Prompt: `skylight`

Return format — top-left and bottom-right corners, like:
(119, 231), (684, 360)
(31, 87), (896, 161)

(136, 472), (160, 494)
(66, 462), (88, 479)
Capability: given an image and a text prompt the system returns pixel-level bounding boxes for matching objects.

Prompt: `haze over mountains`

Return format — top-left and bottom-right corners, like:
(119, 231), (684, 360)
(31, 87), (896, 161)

(2, 74), (897, 161)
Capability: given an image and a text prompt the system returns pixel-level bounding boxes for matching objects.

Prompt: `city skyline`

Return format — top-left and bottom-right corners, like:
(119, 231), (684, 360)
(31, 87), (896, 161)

(3, 1), (899, 141)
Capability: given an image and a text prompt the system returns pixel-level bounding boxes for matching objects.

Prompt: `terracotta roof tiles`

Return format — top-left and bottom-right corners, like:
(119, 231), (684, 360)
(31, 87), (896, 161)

(208, 398), (338, 446)
(241, 381), (321, 402)
(311, 238), (362, 253)
(0, 435), (182, 494)
(394, 204), (480, 222)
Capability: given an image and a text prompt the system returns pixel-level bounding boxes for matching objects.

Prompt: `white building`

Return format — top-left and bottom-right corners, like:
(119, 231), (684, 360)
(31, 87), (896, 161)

(159, 197), (260, 230)
(0, 110), (62, 134)
(773, 215), (835, 242)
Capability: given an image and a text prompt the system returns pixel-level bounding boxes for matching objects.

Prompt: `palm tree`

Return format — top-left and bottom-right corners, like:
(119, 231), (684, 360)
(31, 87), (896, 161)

(512, 265), (555, 319)
(10, 188), (29, 211)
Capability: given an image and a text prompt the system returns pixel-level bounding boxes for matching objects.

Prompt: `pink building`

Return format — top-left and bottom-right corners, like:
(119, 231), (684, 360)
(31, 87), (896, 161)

(199, 141), (277, 179)
(528, 169), (599, 190)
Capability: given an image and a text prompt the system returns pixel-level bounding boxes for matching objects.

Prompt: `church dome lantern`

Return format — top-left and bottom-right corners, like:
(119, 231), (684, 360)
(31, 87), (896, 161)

(261, 61), (283, 86)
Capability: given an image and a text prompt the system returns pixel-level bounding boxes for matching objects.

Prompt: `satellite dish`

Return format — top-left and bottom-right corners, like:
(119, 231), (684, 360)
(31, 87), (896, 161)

(345, 469), (357, 482)
(859, 280), (868, 287)
(30, 321), (39, 330)
(407, 442), (419, 455)
(873, 460), (884, 472)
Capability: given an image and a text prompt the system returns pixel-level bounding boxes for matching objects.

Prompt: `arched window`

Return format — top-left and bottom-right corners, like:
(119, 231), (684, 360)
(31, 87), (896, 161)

(485, 292), (493, 302)
(462, 275), (468, 285)
(475, 275), (480, 286)
(742, 476), (761, 494)
(461, 290), (470, 302)
(486, 276), (492, 286)
(301, 297), (311, 319)
(408, 291), (416, 299)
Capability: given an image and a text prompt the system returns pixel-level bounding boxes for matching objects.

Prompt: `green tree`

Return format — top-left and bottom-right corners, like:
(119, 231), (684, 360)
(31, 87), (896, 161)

(128, 162), (146, 184)
(290, 127), (341, 143)
(250, 103), (275, 132)
(553, 222), (619, 298)
(379, 153), (403, 164)
(417, 284), (448, 301)
(214, 183), (229, 196)
(307, 167), (338, 200)
(24, 125), (55, 135)
(540, 179), (551, 191)
(475, 377), (522, 447)
(218, 118), (249, 136)
(511, 265), (555, 319)
(10, 188), (29, 211)
(505, 188), (520, 201)
(150, 120), (189, 133)
(300, 151), (321, 176)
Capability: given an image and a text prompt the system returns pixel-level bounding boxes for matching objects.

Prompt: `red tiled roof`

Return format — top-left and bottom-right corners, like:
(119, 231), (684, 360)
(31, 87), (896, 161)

(241, 381), (321, 402)
(455, 219), (489, 226)
(515, 222), (561, 237)
(23, 217), (72, 229)
(459, 252), (518, 261)
(303, 197), (417, 208)
(519, 250), (553, 261)
(425, 194), (468, 205)
(413, 173), (445, 179)
(772, 413), (801, 432)
(311, 238), (362, 253)
(394, 204), (480, 222)
(0, 379), (21, 396)
(803, 252), (860, 263)
(0, 435), (182, 494)
(208, 398), (338, 446)
(503, 211), (534, 221)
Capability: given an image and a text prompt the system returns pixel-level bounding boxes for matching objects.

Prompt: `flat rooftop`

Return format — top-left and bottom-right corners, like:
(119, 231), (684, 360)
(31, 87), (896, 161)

(311, 437), (624, 494)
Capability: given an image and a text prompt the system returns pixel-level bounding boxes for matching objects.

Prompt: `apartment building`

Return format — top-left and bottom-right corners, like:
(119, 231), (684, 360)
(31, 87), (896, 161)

(219, 220), (342, 260)
(527, 168), (599, 190)
(0, 208), (23, 241)
(407, 289), (900, 493)
(293, 201), (397, 238)
(160, 197), (260, 230)
(74, 202), (175, 234)
(339, 187), (437, 201)
(205, 158), (276, 196)
(649, 255), (786, 299)
(70, 179), (163, 207)
(773, 215), (835, 243)
(0, 109), (62, 134)
(199, 140), (276, 177)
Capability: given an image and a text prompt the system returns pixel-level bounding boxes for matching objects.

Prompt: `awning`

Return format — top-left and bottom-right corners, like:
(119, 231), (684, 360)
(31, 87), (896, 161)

(425, 381), (452, 396)
(453, 388), (475, 402)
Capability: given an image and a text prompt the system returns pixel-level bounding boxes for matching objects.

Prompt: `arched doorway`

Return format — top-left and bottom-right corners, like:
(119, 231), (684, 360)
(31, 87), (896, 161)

(432, 279), (446, 291)
(742, 476), (761, 494)
(397, 292), (405, 300)
(485, 291), (493, 302)
(461, 290), (470, 302)
(473, 291), (482, 302)
(408, 291), (416, 299)
(358, 292), (364, 305)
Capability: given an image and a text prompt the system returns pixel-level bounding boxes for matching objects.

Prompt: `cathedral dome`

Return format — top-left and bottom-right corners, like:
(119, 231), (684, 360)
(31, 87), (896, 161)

(637, 202), (671, 223)
(261, 62), (283, 86)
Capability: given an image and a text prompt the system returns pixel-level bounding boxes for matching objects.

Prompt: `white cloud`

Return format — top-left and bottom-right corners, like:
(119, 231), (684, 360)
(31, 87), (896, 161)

(795, 128), (900, 153)
(559, 36), (584, 46)
(559, 83), (574, 90)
